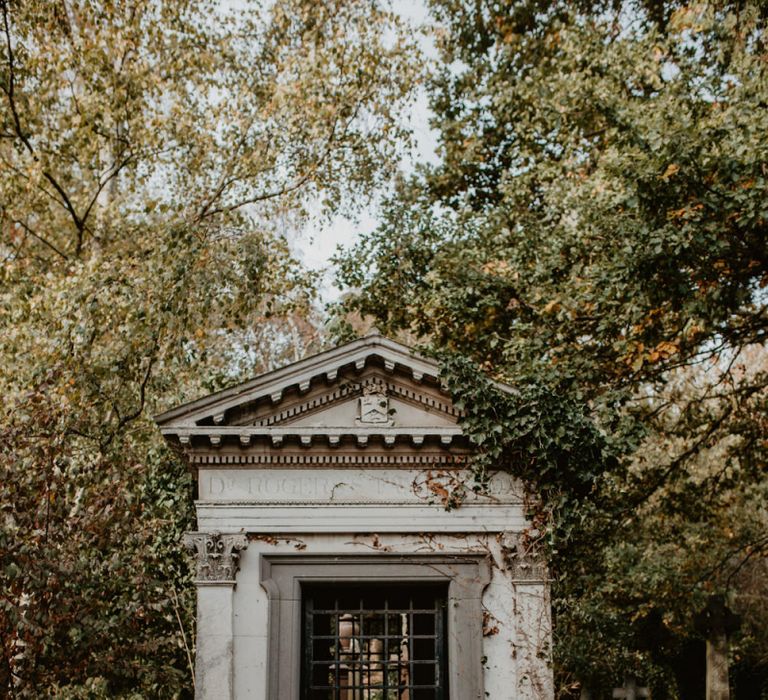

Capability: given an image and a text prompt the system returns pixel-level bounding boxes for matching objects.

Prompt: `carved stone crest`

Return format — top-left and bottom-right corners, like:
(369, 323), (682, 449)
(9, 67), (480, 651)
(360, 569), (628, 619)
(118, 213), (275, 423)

(356, 381), (393, 426)
(183, 531), (248, 584)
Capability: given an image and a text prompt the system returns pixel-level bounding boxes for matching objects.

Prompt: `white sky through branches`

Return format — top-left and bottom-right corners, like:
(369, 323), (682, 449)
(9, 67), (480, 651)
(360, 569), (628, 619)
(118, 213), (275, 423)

(294, 0), (438, 303)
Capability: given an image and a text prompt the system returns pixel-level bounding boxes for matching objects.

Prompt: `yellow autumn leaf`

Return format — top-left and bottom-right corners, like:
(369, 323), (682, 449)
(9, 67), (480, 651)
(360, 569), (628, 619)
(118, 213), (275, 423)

(660, 163), (680, 181)
(648, 340), (680, 363)
(482, 260), (511, 275)
(667, 207), (688, 219)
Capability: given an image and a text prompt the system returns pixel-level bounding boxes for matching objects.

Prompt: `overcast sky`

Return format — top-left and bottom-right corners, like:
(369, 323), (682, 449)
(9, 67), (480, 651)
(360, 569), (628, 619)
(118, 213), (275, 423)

(293, 0), (439, 303)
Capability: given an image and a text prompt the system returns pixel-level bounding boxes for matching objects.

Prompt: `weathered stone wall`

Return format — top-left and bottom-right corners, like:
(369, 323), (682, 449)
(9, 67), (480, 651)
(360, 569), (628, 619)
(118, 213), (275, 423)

(229, 531), (552, 700)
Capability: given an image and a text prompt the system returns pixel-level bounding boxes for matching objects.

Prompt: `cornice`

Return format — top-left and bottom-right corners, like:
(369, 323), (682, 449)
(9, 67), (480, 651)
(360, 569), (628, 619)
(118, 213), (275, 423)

(162, 425), (464, 448)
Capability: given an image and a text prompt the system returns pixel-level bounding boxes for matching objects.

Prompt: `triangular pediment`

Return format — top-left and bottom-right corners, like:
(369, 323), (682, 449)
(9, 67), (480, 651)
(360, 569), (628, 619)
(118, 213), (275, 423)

(250, 374), (459, 430)
(278, 395), (456, 429)
(155, 331), (511, 451)
(156, 332), (453, 428)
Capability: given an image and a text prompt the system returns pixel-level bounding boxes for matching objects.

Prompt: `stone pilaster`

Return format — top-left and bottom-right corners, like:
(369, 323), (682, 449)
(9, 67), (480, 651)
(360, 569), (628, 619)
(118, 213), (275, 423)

(502, 535), (553, 698)
(184, 532), (248, 700)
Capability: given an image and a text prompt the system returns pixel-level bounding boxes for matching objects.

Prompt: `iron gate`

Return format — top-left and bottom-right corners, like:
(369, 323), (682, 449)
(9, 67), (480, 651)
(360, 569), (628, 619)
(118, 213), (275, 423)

(301, 583), (448, 700)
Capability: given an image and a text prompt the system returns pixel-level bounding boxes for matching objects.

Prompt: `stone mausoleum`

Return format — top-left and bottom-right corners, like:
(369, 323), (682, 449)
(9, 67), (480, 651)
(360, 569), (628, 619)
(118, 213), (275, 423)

(156, 331), (553, 699)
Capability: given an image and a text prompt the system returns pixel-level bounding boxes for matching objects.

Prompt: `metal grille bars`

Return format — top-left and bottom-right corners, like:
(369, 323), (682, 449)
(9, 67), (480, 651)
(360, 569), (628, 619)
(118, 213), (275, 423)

(302, 584), (448, 700)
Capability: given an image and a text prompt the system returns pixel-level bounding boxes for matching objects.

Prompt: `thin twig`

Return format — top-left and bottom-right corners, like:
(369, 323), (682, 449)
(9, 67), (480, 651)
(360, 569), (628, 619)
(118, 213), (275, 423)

(10, 218), (69, 261)
(170, 584), (196, 691)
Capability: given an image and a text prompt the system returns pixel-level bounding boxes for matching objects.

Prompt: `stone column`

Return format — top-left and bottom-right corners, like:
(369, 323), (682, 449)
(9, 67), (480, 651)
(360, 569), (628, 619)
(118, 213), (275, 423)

(184, 531), (248, 700)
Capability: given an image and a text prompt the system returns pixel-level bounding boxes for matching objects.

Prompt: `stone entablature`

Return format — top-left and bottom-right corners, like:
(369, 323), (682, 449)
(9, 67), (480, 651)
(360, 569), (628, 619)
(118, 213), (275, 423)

(156, 331), (554, 700)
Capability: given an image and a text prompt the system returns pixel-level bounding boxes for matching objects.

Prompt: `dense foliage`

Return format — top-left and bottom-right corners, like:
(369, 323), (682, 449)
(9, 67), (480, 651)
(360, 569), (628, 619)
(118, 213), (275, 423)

(0, 0), (417, 695)
(336, 1), (768, 696)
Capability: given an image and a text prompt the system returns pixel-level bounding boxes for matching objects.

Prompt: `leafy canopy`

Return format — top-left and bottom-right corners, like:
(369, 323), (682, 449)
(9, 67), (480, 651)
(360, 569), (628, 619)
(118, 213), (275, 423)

(336, 0), (768, 694)
(0, 0), (418, 695)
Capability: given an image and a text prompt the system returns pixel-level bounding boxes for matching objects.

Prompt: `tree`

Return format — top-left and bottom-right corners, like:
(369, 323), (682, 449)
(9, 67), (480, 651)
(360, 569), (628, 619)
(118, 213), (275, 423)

(335, 1), (768, 695)
(0, 0), (418, 695)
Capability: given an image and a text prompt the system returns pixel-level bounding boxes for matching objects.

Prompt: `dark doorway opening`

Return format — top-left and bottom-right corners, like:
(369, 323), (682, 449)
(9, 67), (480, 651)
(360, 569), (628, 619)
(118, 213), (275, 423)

(301, 583), (449, 700)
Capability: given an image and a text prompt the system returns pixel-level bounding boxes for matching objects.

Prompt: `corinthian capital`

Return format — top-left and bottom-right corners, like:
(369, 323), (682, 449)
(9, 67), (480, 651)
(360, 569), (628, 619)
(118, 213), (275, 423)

(183, 531), (248, 584)
(502, 534), (549, 582)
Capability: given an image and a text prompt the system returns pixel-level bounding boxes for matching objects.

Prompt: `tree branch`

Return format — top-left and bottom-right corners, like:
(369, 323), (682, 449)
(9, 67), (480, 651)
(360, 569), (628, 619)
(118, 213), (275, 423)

(100, 351), (156, 452)
(194, 106), (356, 222)
(1, 0), (85, 252)
(80, 150), (138, 226)
(9, 218), (69, 261)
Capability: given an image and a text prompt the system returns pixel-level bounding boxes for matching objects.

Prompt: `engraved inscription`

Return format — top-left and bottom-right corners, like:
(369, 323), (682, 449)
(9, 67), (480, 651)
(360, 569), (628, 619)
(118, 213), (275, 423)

(208, 475), (335, 499)
(198, 469), (523, 504)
